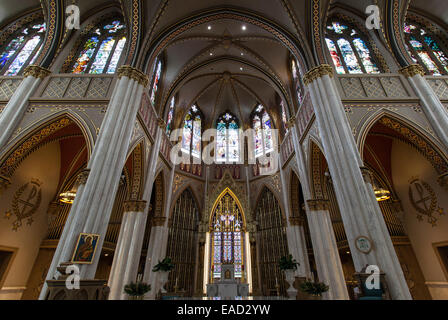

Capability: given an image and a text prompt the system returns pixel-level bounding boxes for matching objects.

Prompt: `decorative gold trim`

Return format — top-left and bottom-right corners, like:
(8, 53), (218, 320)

(289, 216), (303, 226)
(117, 65), (149, 87)
(306, 199), (329, 211)
(286, 116), (296, 128)
(76, 169), (90, 186)
(152, 216), (166, 226)
(123, 200), (147, 212)
(399, 64), (425, 77)
(23, 65), (51, 79)
(303, 64), (334, 85)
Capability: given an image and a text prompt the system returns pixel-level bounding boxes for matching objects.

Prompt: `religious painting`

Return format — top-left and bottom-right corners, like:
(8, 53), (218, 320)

(71, 233), (100, 264)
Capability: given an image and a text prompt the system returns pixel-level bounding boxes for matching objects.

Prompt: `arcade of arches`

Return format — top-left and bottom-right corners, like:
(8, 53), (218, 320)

(0, 0), (448, 300)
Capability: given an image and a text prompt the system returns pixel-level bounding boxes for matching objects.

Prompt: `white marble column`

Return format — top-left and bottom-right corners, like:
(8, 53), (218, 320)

(143, 164), (175, 299)
(306, 199), (349, 300)
(107, 200), (147, 300)
(304, 64), (411, 300)
(0, 65), (51, 151)
(278, 155), (311, 278)
(400, 65), (448, 148)
(39, 66), (148, 300)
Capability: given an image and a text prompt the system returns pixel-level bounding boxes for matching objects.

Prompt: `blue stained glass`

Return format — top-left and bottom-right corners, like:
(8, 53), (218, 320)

(181, 112), (193, 154)
(353, 38), (379, 73)
(104, 20), (125, 33)
(192, 115), (202, 158)
(166, 97), (175, 135)
(337, 38), (362, 74)
(107, 36), (126, 73)
(424, 36), (448, 72)
(89, 36), (116, 74)
(325, 38), (345, 74)
(328, 22), (348, 34)
(0, 36), (25, 69)
(150, 61), (162, 106)
(5, 35), (41, 76)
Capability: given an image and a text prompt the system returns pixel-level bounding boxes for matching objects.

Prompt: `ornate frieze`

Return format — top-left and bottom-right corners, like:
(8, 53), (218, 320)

(152, 216), (166, 226)
(157, 117), (166, 129)
(306, 199), (330, 211)
(117, 66), (149, 87)
(399, 64), (426, 78)
(303, 64), (334, 85)
(289, 216), (303, 226)
(123, 200), (147, 212)
(23, 65), (51, 79)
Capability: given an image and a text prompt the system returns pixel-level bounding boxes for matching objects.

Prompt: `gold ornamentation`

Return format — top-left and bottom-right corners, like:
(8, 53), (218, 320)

(117, 65), (149, 87)
(289, 216), (303, 226)
(399, 65), (425, 77)
(157, 118), (166, 129)
(23, 65), (51, 79)
(123, 200), (147, 212)
(306, 199), (329, 211)
(303, 64), (334, 85)
(76, 169), (90, 185)
(6, 179), (43, 231)
(408, 177), (445, 226)
(152, 216), (166, 226)
(286, 116), (296, 128)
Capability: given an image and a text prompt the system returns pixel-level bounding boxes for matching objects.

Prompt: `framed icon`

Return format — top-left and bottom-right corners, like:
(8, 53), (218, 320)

(355, 236), (373, 254)
(71, 233), (100, 264)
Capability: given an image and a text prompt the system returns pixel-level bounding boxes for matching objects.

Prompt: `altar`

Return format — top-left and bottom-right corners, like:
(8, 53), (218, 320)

(206, 265), (249, 299)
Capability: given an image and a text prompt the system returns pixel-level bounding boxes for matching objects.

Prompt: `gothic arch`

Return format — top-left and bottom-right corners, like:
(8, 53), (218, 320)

(358, 112), (448, 175)
(209, 187), (246, 229)
(253, 184), (286, 222)
(0, 112), (92, 180)
(170, 183), (202, 221)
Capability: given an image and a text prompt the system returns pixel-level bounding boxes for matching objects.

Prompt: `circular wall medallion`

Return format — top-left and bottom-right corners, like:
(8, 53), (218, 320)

(355, 236), (373, 254)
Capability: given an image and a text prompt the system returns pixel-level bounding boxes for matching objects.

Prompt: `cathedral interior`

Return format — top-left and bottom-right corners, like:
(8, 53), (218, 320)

(0, 0), (448, 301)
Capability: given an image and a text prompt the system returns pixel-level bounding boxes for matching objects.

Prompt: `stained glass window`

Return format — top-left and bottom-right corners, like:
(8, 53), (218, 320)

(150, 60), (162, 106)
(251, 105), (274, 158)
(404, 22), (448, 75)
(291, 58), (304, 105)
(281, 101), (288, 133)
(181, 105), (202, 158)
(0, 20), (46, 76)
(325, 21), (380, 74)
(166, 96), (175, 136)
(216, 112), (240, 163)
(210, 190), (245, 280)
(70, 19), (126, 74)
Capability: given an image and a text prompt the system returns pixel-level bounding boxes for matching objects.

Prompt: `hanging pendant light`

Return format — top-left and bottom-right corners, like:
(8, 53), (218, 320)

(374, 187), (391, 202)
(59, 191), (76, 204)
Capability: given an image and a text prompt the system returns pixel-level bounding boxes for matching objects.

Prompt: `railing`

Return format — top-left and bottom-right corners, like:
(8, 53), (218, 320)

(335, 73), (417, 100)
(35, 74), (115, 99)
(138, 92), (158, 141)
(160, 129), (173, 165)
(296, 93), (314, 139)
(425, 76), (448, 101)
(0, 76), (24, 100)
(280, 130), (294, 166)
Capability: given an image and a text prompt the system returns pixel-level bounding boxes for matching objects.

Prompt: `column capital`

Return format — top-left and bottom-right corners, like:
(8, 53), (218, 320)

(123, 200), (147, 212)
(399, 64), (425, 77)
(303, 64), (334, 85)
(289, 216), (304, 226)
(157, 117), (166, 129)
(360, 166), (374, 185)
(117, 65), (149, 87)
(306, 199), (330, 211)
(438, 172), (448, 191)
(76, 169), (90, 185)
(152, 216), (166, 226)
(23, 65), (51, 79)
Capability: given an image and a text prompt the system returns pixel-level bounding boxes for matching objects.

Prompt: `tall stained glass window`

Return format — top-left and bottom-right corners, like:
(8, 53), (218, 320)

(325, 21), (381, 74)
(210, 190), (245, 280)
(150, 60), (162, 106)
(181, 105), (202, 158)
(0, 20), (46, 76)
(70, 19), (126, 74)
(216, 112), (240, 163)
(404, 22), (448, 76)
(251, 105), (274, 158)
(166, 96), (176, 136)
(281, 101), (288, 133)
(291, 59), (304, 105)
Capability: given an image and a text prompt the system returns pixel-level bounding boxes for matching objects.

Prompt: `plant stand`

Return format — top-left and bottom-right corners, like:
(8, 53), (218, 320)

(159, 271), (170, 294)
(284, 270), (297, 300)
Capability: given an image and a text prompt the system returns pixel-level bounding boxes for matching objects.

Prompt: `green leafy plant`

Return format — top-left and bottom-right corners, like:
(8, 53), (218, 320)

(299, 280), (329, 296)
(124, 282), (151, 297)
(152, 257), (175, 272)
(278, 254), (299, 271)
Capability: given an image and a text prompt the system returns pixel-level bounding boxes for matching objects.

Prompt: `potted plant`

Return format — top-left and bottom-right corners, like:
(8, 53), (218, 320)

(152, 257), (175, 294)
(278, 255), (299, 299)
(124, 281), (151, 300)
(299, 280), (329, 300)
